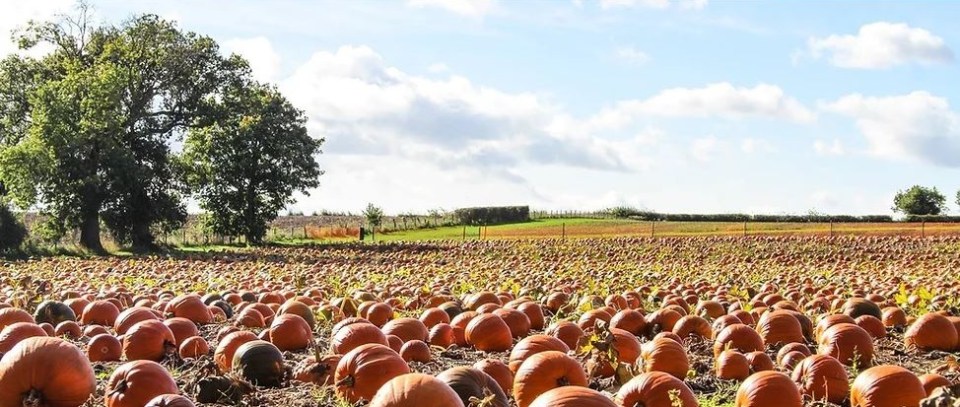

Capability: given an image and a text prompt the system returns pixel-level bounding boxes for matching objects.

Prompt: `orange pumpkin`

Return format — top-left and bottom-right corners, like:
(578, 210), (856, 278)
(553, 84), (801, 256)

(850, 365), (925, 407)
(509, 334), (571, 373)
(167, 295), (213, 324)
(494, 308), (531, 338)
(716, 350), (750, 380)
(616, 371), (698, 407)
(545, 320), (585, 350)
(854, 315), (886, 339)
(673, 315), (713, 339)
(713, 324), (763, 357)
(382, 318), (429, 343)
(735, 371), (801, 407)
(0, 322), (47, 354)
(294, 354), (341, 386)
(0, 337), (96, 407)
(790, 354), (848, 404)
(335, 343), (411, 403)
(178, 336), (210, 359)
(163, 317), (198, 346)
(114, 307), (161, 335)
(817, 323), (874, 366)
(755, 310), (804, 347)
(81, 301), (120, 326)
(420, 307), (451, 328)
(428, 323), (455, 348)
(214, 330), (258, 372)
(55, 320), (82, 338)
(513, 351), (588, 407)
(465, 314), (513, 352)
(123, 320), (176, 361)
(438, 367), (509, 407)
(105, 361), (178, 407)
(399, 340), (431, 363)
(610, 309), (647, 337)
(918, 373), (951, 396)
(517, 302), (546, 331)
(145, 394), (196, 407)
(332, 320), (388, 355)
(528, 386), (616, 407)
(904, 313), (958, 352)
(475, 358), (514, 394)
(369, 373), (465, 407)
(641, 337), (689, 379)
(268, 314), (313, 351)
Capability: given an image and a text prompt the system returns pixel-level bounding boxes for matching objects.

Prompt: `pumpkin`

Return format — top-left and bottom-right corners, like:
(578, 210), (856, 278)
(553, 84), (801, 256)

(386, 334), (404, 352)
(382, 318), (429, 343)
(332, 320), (388, 355)
(850, 365), (925, 407)
(0, 337), (95, 407)
(179, 336), (210, 359)
(904, 313), (958, 352)
(494, 308), (532, 338)
(420, 307), (451, 328)
(610, 309), (647, 336)
(790, 354), (848, 404)
(114, 307), (161, 335)
(123, 319), (176, 361)
(214, 330), (257, 372)
(776, 343), (811, 365)
(672, 315), (712, 339)
(735, 371), (801, 407)
(814, 314), (856, 342)
(716, 350), (750, 380)
(817, 323), (874, 366)
(87, 333), (122, 362)
(278, 300), (317, 329)
(294, 354), (342, 386)
(640, 337), (689, 379)
(475, 358), (514, 394)
(168, 295), (213, 324)
(509, 334), (571, 373)
(105, 361), (178, 407)
(232, 340), (285, 387)
(145, 394), (196, 407)
(881, 307), (907, 328)
(842, 298), (882, 320)
(55, 321), (82, 338)
(465, 314), (513, 352)
(529, 386), (615, 407)
(517, 302), (546, 330)
(466, 292), (502, 310)
(399, 340), (431, 363)
(437, 367), (510, 407)
(711, 316), (742, 339)
(369, 373), (465, 407)
(268, 314), (313, 351)
(428, 323), (455, 348)
(81, 300), (120, 326)
(854, 315), (886, 339)
(744, 351), (774, 372)
(335, 343), (411, 403)
(451, 311), (478, 346)
(616, 371), (698, 407)
(0, 322), (47, 354)
(33, 301), (76, 326)
(713, 324), (763, 357)
(578, 309), (613, 332)
(756, 310), (803, 347)
(918, 373), (951, 396)
(545, 320), (585, 350)
(645, 309), (682, 334)
(163, 317), (199, 346)
(513, 351), (588, 407)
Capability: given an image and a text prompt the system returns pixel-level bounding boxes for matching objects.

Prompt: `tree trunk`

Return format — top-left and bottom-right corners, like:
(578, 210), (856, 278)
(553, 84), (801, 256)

(130, 221), (157, 253)
(79, 212), (105, 254)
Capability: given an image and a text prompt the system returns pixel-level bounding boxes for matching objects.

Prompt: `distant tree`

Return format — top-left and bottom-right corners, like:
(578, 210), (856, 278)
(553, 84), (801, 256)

(363, 203), (384, 239)
(892, 185), (947, 216)
(181, 81), (323, 245)
(0, 203), (27, 253)
(957, 189), (960, 211)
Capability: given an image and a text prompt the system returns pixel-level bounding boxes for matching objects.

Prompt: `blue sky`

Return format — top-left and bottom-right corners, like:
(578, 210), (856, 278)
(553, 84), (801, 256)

(3, 0), (960, 215)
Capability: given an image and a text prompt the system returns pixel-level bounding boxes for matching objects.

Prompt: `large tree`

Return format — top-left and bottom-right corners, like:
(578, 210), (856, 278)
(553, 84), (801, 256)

(180, 81), (323, 245)
(892, 185), (947, 216)
(0, 7), (243, 252)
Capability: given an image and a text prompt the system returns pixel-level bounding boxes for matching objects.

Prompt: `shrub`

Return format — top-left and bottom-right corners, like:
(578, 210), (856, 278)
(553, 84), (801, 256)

(0, 204), (27, 253)
(454, 206), (530, 225)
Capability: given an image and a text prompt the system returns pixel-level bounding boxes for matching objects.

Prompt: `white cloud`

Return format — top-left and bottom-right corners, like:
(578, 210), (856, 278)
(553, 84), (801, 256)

(281, 45), (658, 182)
(427, 63), (449, 73)
(223, 37), (281, 82)
(406, 0), (497, 17)
(600, 0), (707, 10)
(0, 0), (74, 57)
(740, 138), (776, 154)
(806, 22), (954, 69)
(823, 91), (960, 165)
(590, 82), (815, 128)
(690, 135), (721, 162)
(615, 46), (650, 65)
(813, 139), (845, 156)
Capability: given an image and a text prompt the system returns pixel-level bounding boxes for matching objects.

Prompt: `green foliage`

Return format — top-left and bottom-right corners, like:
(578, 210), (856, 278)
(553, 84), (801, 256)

(0, 6), (249, 252)
(180, 82), (323, 245)
(0, 204), (27, 253)
(454, 205), (530, 225)
(892, 185), (948, 216)
(363, 203), (384, 228)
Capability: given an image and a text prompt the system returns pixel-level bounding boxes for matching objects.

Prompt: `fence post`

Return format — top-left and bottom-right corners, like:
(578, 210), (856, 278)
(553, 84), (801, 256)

(462, 226), (466, 240)
(830, 221), (834, 237)
(562, 222), (566, 240)
(651, 221), (655, 237)
(743, 222), (747, 237)
(922, 221), (925, 238)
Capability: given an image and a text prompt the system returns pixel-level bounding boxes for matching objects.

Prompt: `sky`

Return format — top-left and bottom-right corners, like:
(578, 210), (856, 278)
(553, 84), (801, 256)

(3, 0), (960, 216)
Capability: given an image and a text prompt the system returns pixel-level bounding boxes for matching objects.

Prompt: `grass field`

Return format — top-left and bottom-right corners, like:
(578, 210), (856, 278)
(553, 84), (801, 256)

(367, 217), (960, 241)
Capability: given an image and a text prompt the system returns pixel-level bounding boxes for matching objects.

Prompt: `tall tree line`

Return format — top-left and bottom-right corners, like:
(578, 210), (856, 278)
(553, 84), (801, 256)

(0, 5), (323, 253)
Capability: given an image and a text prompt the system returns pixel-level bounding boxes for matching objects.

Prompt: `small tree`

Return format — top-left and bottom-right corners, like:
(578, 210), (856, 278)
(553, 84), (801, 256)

(0, 203), (27, 253)
(892, 185), (947, 216)
(181, 81), (323, 245)
(363, 203), (384, 240)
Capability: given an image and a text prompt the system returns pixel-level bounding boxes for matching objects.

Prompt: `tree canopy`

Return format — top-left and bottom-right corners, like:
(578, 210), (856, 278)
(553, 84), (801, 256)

(892, 185), (947, 216)
(180, 81), (323, 245)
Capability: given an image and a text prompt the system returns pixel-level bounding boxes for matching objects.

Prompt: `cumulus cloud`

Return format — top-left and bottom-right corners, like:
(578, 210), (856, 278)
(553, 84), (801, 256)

(740, 138), (776, 154)
(406, 0), (497, 17)
(806, 22), (954, 69)
(823, 91), (960, 165)
(600, 0), (708, 10)
(223, 37), (281, 82)
(280, 45), (661, 182)
(690, 135), (721, 162)
(615, 46), (650, 65)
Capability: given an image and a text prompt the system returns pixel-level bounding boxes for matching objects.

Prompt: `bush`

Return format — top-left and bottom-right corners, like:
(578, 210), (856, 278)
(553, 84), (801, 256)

(454, 206), (530, 225)
(902, 215), (960, 223)
(0, 205), (27, 253)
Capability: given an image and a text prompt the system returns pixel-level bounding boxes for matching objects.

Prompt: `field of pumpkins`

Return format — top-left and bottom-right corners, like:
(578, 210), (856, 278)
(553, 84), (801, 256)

(0, 235), (959, 406)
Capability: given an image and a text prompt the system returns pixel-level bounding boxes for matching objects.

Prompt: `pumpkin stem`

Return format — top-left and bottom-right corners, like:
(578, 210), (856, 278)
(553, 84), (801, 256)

(557, 376), (570, 387)
(22, 389), (43, 407)
(335, 374), (355, 388)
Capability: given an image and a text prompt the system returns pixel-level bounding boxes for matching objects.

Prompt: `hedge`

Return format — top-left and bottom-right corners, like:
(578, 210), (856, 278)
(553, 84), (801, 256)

(454, 206), (530, 225)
